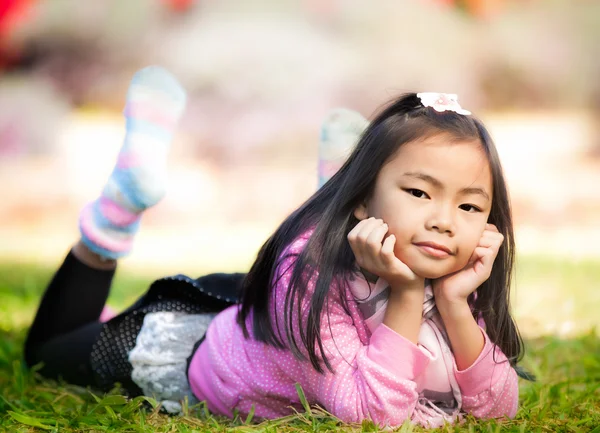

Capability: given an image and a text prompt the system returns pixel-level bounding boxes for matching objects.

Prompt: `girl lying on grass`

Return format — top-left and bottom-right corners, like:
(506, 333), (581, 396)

(24, 66), (525, 428)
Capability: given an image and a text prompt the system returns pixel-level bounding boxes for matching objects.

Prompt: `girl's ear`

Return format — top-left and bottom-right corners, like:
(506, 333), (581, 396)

(354, 203), (369, 220)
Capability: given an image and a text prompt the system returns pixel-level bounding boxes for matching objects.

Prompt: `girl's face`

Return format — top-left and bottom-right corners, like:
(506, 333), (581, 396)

(354, 133), (493, 279)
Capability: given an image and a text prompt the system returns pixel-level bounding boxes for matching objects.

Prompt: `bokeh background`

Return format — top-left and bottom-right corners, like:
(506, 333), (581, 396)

(1, 0), (599, 339)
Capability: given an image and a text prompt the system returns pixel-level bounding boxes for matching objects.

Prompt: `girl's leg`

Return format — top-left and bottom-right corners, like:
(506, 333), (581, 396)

(24, 244), (117, 385)
(24, 66), (187, 387)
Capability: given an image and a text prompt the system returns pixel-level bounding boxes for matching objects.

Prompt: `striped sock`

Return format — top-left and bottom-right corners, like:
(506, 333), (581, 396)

(318, 108), (368, 188)
(79, 66), (187, 260)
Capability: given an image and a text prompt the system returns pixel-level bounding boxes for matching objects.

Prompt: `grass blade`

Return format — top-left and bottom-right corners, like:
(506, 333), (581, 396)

(8, 411), (55, 430)
(294, 383), (312, 416)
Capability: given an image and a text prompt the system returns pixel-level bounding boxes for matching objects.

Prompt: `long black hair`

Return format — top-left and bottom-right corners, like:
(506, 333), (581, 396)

(237, 93), (524, 374)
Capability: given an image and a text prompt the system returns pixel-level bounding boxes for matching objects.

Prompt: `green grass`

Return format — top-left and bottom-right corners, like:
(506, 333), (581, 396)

(1, 258), (599, 432)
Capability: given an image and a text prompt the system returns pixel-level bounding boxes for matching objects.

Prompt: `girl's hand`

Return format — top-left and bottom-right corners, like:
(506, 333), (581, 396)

(433, 224), (504, 305)
(348, 218), (422, 290)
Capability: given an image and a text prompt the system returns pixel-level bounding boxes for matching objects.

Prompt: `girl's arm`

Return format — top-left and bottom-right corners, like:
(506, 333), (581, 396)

(383, 283), (425, 344)
(433, 224), (519, 419)
(437, 300), (484, 371)
(438, 299), (519, 419)
(348, 218), (426, 344)
(303, 289), (430, 427)
(274, 255), (429, 427)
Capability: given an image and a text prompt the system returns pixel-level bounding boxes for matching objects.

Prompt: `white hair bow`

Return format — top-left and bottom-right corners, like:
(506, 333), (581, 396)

(417, 93), (471, 115)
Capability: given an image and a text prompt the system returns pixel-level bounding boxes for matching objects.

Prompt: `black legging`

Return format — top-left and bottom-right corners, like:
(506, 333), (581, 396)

(24, 251), (116, 386)
(24, 251), (244, 392)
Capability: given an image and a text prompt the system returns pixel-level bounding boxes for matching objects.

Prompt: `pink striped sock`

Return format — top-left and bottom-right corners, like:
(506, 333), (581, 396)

(79, 66), (187, 260)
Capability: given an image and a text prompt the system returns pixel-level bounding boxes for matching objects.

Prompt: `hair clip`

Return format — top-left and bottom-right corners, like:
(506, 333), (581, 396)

(417, 92), (471, 115)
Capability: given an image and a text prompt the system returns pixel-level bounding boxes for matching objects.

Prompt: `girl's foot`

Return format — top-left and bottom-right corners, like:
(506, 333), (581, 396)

(318, 108), (368, 188)
(79, 66), (187, 260)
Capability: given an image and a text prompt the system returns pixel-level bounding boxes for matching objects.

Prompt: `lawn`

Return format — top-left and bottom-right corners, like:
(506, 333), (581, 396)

(1, 257), (599, 432)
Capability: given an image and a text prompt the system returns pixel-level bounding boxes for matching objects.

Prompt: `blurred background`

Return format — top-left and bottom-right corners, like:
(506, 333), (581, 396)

(1, 0), (599, 338)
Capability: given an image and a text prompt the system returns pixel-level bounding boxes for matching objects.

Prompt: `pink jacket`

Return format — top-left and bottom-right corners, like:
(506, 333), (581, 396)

(188, 233), (519, 427)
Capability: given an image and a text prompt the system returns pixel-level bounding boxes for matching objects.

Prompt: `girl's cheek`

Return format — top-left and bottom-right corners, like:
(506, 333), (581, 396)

(456, 240), (479, 269)
(394, 244), (414, 264)
(454, 254), (471, 271)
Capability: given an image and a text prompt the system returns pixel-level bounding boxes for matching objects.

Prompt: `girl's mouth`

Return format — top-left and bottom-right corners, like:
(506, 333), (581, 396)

(414, 242), (452, 258)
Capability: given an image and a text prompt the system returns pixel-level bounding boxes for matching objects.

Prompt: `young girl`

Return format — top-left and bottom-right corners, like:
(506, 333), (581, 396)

(24, 66), (524, 428)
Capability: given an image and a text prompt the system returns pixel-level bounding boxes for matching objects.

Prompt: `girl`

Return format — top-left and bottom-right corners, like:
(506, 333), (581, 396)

(24, 66), (524, 428)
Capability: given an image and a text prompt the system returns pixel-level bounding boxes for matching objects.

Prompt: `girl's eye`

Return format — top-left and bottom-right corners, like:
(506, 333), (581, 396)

(405, 189), (429, 199)
(459, 204), (482, 213)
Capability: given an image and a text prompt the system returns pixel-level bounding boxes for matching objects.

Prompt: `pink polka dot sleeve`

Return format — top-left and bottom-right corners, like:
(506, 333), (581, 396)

(454, 330), (519, 419)
(272, 247), (431, 427)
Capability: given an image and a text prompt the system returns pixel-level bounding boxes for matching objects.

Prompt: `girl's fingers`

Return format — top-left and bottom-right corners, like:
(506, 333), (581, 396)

(486, 223), (499, 232)
(348, 219), (413, 281)
(380, 234), (396, 261)
(479, 250), (496, 275)
(348, 217), (373, 239)
(348, 218), (389, 265)
(355, 218), (379, 242)
(350, 218), (386, 247)
(466, 248), (479, 266)
(478, 226), (504, 248)
(483, 228), (503, 240)
(472, 246), (496, 276)
(348, 218), (375, 252)
(470, 245), (486, 262)
(478, 232), (504, 248)
(471, 246), (492, 267)
(366, 223), (389, 255)
(348, 220), (370, 259)
(347, 220), (364, 242)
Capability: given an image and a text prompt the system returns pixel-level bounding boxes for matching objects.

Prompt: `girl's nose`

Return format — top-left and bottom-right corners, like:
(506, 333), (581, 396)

(425, 206), (455, 235)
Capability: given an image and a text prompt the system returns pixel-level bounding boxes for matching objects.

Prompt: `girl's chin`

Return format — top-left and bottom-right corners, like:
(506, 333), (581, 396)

(405, 262), (461, 280)
(416, 271), (448, 280)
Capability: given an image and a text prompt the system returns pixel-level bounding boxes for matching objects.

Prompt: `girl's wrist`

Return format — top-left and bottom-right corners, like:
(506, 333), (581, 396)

(388, 286), (424, 304)
(388, 276), (425, 294)
(384, 286), (425, 344)
(436, 296), (472, 320)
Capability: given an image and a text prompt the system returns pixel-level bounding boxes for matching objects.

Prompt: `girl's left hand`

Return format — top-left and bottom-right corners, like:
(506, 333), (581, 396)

(433, 224), (504, 304)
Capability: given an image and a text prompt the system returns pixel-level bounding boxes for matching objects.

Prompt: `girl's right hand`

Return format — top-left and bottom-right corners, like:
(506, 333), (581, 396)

(347, 218), (422, 290)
